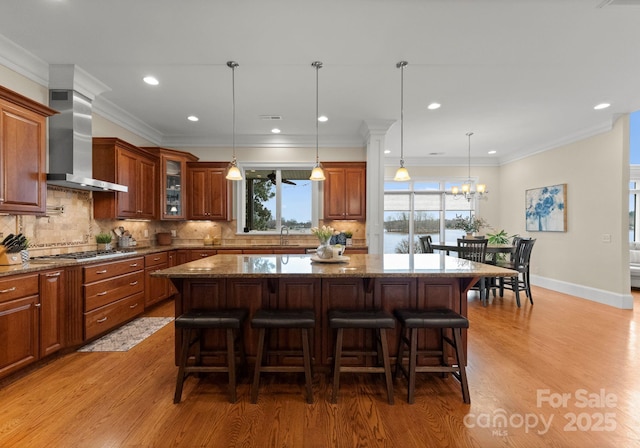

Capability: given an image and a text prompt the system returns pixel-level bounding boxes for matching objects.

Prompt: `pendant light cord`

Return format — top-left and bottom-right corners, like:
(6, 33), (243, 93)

(397, 61), (408, 168)
(312, 61), (323, 164)
(467, 131), (473, 181)
(227, 61), (239, 161)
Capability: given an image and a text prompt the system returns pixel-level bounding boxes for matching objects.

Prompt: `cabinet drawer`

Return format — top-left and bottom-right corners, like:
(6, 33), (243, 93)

(84, 257), (144, 283)
(189, 249), (217, 261)
(0, 274), (39, 303)
(84, 292), (144, 340)
(84, 271), (144, 312)
(145, 252), (168, 267)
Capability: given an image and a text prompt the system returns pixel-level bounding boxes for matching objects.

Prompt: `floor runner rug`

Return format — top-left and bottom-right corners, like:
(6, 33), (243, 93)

(78, 317), (174, 352)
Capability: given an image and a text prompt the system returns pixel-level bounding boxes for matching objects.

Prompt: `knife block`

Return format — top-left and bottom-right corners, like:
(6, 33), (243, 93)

(0, 250), (23, 265)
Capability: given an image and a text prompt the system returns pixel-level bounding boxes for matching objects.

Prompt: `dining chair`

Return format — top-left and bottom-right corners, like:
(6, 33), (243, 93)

(419, 235), (433, 253)
(457, 238), (489, 305)
(498, 238), (536, 307)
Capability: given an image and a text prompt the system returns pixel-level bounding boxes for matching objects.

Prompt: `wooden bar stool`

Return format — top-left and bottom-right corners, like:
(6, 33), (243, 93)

(328, 309), (395, 404)
(394, 308), (470, 404)
(250, 309), (316, 404)
(174, 308), (248, 404)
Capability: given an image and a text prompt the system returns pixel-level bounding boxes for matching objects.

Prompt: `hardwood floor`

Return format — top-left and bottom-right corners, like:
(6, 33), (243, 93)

(1, 288), (639, 447)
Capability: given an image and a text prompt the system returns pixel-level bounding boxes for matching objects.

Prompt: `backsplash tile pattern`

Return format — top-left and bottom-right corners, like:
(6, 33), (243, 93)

(9, 186), (366, 256)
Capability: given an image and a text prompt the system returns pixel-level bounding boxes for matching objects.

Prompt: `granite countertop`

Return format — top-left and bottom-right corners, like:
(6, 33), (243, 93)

(0, 244), (368, 278)
(152, 253), (517, 279)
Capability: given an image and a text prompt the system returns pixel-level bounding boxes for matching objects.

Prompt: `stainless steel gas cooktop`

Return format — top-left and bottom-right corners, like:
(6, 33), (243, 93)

(30, 249), (138, 263)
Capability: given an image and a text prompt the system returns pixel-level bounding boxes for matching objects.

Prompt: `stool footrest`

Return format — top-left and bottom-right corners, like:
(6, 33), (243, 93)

(259, 366), (307, 373)
(340, 366), (387, 374)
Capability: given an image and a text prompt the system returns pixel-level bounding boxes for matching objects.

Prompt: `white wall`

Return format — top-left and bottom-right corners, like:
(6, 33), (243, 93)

(499, 116), (632, 308)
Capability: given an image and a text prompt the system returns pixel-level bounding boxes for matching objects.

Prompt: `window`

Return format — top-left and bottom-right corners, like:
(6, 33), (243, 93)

(383, 180), (478, 254)
(242, 167), (316, 233)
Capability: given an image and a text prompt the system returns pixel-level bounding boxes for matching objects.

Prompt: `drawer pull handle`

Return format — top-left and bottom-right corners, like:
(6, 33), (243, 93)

(153, 257), (161, 261)
(130, 263), (139, 267)
(0, 287), (17, 294)
(46, 272), (61, 277)
(130, 281), (138, 286)
(97, 317), (108, 323)
(96, 269), (108, 274)
(97, 291), (108, 296)
(130, 303), (138, 309)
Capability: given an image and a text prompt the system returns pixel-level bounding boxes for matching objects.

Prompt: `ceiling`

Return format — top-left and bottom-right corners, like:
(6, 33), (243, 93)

(1, 0), (640, 165)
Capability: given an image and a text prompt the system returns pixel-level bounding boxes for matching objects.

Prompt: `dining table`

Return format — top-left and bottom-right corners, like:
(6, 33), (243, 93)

(430, 242), (515, 304)
(430, 242), (515, 264)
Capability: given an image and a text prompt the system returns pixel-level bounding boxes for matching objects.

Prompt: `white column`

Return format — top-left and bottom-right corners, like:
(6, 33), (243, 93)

(361, 120), (395, 254)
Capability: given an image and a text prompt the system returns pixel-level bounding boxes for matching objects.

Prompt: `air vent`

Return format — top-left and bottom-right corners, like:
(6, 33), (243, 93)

(597, 0), (640, 7)
(260, 115), (282, 120)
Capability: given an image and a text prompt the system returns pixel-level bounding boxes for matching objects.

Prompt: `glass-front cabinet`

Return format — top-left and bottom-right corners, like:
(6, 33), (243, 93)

(144, 147), (199, 220)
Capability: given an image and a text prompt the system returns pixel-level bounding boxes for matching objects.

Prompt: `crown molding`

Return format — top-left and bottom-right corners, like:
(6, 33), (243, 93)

(0, 34), (48, 86)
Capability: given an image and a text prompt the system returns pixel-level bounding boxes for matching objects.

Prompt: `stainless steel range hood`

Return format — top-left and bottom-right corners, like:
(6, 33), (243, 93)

(47, 88), (127, 193)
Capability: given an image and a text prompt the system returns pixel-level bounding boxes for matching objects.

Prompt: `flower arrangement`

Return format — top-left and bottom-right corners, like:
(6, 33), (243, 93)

(452, 215), (489, 234)
(310, 225), (338, 242)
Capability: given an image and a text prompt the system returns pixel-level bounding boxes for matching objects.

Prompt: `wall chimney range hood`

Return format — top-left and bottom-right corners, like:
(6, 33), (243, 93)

(47, 65), (127, 193)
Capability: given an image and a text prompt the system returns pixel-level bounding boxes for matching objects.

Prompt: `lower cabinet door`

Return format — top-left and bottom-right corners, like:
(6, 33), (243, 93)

(0, 294), (39, 378)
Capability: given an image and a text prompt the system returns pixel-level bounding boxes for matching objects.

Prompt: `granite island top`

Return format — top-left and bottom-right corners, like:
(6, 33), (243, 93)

(151, 253), (517, 279)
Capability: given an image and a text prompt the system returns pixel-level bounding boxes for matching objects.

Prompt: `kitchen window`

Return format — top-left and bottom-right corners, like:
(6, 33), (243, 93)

(240, 167), (318, 233)
(384, 180), (477, 254)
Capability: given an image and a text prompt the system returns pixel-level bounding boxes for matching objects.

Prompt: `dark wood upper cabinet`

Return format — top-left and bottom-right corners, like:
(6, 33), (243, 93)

(0, 86), (56, 215)
(323, 162), (366, 220)
(92, 138), (159, 220)
(143, 147), (199, 221)
(186, 162), (230, 220)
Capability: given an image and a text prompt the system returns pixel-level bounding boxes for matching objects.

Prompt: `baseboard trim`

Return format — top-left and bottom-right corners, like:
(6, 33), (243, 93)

(531, 275), (634, 309)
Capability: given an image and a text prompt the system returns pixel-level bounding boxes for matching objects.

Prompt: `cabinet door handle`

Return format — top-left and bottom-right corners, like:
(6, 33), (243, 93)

(97, 317), (108, 323)
(97, 291), (108, 296)
(46, 272), (61, 277)
(130, 303), (139, 309)
(96, 269), (108, 274)
(0, 287), (16, 294)
(35, 303), (41, 308)
(129, 281), (138, 286)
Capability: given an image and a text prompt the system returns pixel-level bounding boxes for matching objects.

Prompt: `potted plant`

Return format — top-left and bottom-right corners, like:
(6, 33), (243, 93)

(96, 232), (113, 251)
(343, 230), (353, 246)
(452, 214), (488, 238)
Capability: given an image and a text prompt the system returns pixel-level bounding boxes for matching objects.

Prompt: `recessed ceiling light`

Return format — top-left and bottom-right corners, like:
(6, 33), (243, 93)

(271, 128), (281, 134)
(594, 103), (611, 110)
(488, 150), (497, 154)
(384, 149), (391, 154)
(187, 115), (199, 122)
(427, 103), (441, 110)
(143, 76), (159, 86)
(318, 116), (328, 122)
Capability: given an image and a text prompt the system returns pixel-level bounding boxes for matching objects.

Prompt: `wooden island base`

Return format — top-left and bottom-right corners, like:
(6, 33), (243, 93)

(154, 254), (516, 369)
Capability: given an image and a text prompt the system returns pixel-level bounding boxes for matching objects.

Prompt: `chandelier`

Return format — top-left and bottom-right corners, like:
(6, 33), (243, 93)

(451, 132), (487, 200)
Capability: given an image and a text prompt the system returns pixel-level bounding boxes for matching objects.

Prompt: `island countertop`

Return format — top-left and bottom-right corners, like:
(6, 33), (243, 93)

(152, 253), (517, 279)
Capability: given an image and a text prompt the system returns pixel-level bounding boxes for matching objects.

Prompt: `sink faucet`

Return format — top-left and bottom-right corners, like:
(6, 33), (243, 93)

(280, 225), (289, 246)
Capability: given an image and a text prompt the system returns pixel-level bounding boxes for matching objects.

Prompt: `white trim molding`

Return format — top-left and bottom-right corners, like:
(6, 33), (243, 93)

(531, 275), (633, 310)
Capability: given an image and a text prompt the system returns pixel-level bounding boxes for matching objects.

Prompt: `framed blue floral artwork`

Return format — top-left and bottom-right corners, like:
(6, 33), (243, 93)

(525, 184), (567, 232)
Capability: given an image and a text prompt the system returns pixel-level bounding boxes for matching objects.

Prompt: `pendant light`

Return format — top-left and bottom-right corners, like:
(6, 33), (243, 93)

(451, 132), (488, 200)
(394, 61), (410, 181)
(225, 61), (242, 181)
(309, 61), (325, 181)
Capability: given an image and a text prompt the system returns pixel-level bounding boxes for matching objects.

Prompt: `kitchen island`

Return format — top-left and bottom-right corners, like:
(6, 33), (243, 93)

(153, 253), (516, 368)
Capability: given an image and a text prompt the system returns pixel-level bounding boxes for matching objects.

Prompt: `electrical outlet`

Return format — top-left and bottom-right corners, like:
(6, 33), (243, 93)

(171, 230), (177, 237)
(144, 229), (149, 237)
(602, 233), (611, 243)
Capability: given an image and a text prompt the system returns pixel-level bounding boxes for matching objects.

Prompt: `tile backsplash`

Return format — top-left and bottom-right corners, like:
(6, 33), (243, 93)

(2, 186), (366, 257)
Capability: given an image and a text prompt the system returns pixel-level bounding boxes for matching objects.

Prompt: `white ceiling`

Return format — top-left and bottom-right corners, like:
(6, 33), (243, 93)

(1, 0), (640, 165)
